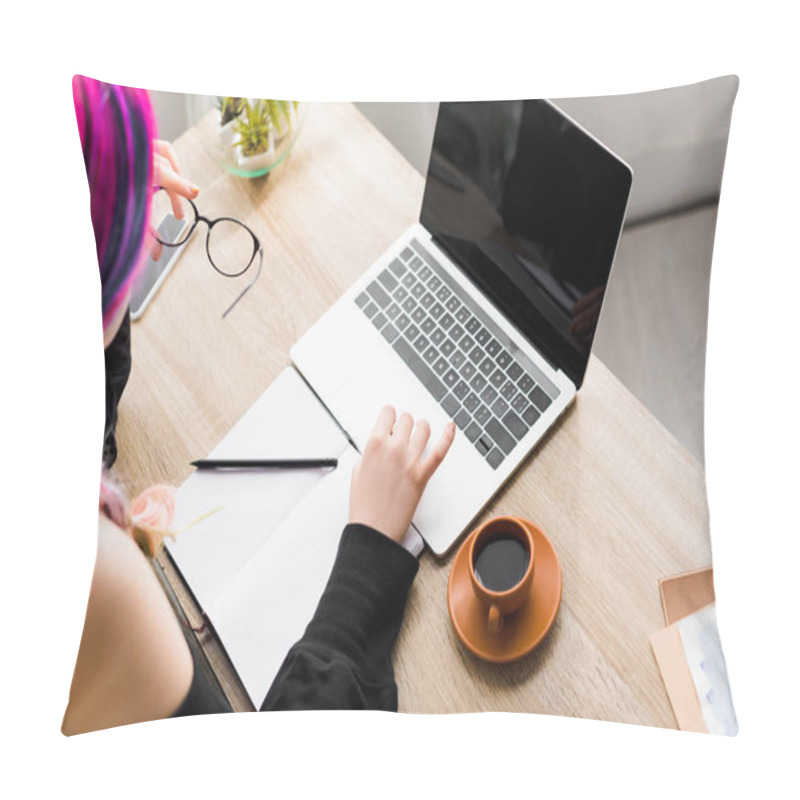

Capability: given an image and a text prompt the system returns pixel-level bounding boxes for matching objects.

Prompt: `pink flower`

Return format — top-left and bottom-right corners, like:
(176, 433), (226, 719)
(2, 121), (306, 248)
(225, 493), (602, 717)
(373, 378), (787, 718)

(130, 485), (176, 557)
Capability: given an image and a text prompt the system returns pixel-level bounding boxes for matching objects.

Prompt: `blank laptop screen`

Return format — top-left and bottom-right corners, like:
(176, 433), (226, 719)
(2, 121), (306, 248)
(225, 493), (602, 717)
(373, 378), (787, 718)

(420, 100), (632, 389)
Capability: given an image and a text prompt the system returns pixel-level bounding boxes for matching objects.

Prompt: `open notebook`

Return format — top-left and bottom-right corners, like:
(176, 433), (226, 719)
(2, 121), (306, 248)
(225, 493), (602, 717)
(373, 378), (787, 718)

(166, 367), (423, 708)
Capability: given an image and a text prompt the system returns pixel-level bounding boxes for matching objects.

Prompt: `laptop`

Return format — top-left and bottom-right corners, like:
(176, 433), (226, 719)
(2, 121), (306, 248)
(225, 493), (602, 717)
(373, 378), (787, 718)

(291, 99), (633, 556)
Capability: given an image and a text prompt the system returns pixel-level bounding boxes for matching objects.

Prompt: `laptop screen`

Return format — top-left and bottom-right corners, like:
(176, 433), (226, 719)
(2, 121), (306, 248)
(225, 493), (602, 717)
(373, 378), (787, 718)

(420, 100), (632, 389)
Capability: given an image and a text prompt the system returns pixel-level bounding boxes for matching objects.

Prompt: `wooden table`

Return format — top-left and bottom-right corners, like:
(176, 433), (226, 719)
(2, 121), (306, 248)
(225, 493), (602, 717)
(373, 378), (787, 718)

(114, 103), (710, 727)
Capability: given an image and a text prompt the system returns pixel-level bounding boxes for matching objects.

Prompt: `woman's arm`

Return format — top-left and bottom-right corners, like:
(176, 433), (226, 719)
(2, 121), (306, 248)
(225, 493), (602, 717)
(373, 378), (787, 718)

(261, 408), (455, 711)
(62, 514), (195, 735)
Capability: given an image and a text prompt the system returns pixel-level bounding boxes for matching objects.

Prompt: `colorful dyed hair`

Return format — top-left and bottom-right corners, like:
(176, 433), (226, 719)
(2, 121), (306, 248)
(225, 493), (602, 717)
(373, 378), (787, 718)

(73, 75), (157, 331)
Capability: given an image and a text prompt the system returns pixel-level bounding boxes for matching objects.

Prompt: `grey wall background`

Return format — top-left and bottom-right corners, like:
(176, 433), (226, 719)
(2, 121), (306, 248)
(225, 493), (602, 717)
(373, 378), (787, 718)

(150, 77), (738, 464)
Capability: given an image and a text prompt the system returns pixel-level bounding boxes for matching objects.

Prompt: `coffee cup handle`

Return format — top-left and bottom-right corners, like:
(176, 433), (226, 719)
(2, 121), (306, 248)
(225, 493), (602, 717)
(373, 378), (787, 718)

(488, 604), (502, 634)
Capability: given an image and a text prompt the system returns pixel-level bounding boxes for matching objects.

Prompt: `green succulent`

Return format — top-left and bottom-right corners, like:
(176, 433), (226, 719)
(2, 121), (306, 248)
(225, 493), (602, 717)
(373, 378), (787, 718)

(218, 96), (245, 126)
(227, 98), (300, 157)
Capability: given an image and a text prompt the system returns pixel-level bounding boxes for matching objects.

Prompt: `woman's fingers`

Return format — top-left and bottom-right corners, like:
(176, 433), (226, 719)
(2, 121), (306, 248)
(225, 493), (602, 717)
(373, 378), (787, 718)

(154, 153), (199, 201)
(420, 421), (456, 483)
(154, 139), (180, 174)
(409, 418), (431, 459)
(370, 405), (396, 440)
(392, 412), (414, 443)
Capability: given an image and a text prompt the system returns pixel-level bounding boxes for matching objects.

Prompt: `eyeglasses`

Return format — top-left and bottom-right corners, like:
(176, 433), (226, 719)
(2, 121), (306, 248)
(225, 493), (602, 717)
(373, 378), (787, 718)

(151, 187), (263, 318)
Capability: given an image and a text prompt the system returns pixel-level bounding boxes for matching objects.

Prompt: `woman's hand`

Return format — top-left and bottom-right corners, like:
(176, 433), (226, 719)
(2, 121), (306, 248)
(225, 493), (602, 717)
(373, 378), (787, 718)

(150, 140), (199, 260)
(349, 407), (456, 543)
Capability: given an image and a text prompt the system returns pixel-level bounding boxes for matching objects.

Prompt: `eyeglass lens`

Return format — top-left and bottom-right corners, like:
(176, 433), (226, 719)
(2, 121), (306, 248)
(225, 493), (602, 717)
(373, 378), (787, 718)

(152, 188), (257, 277)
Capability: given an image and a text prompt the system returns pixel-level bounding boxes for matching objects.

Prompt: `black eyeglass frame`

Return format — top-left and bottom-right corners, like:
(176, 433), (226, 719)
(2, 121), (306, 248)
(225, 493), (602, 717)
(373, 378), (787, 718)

(152, 187), (263, 317)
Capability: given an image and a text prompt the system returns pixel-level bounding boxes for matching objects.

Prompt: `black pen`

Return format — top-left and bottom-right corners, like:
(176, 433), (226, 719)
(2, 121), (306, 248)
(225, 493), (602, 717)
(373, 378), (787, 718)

(191, 458), (338, 470)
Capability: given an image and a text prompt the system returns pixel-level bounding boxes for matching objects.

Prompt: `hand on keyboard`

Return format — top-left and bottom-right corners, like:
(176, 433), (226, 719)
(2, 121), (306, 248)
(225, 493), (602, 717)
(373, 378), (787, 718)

(349, 406), (456, 544)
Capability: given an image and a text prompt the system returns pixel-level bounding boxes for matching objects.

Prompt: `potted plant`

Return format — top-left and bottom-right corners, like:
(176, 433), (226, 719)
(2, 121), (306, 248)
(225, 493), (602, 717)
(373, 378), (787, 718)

(215, 96), (302, 177)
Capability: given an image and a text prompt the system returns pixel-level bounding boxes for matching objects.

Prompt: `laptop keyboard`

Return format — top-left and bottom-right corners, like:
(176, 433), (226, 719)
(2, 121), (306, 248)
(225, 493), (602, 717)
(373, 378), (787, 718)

(354, 239), (560, 470)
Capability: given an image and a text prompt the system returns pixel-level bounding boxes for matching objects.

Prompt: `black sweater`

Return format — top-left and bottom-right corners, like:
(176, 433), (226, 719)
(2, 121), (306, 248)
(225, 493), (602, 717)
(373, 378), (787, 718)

(172, 523), (419, 716)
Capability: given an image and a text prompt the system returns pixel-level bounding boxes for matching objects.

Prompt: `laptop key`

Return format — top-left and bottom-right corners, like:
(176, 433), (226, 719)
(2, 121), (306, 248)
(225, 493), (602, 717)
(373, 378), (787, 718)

(485, 339), (501, 357)
(463, 392), (480, 413)
(381, 324), (399, 344)
(530, 386), (553, 411)
(479, 357), (494, 376)
(402, 272), (416, 288)
(355, 292), (369, 308)
(450, 348), (466, 369)
(522, 405), (541, 426)
(469, 345), (485, 365)
(501, 380), (517, 401)
(430, 302), (444, 320)
(363, 300), (378, 318)
(424, 345), (438, 364)
(396, 314), (410, 331)
(469, 372), (487, 392)
(507, 361), (524, 382)
(392, 337), (446, 402)
(449, 323), (464, 342)
(490, 368), (506, 388)
(378, 268), (399, 292)
(511, 393), (528, 414)
(367, 281), (391, 308)
(393, 285), (408, 303)
(455, 306), (470, 324)
(404, 323), (419, 342)
(517, 373), (535, 394)
(411, 283), (425, 299)
(401, 247), (414, 262)
(419, 265), (432, 281)
(486, 448), (505, 470)
(474, 326), (490, 345)
(441, 393), (460, 418)
(496, 350), (512, 369)
(443, 369), (459, 389)
(465, 318), (481, 335)
(388, 258), (407, 278)
(455, 409), (471, 430)
(430, 328), (445, 346)
(409, 255), (423, 271)
(386, 303), (400, 320)
(441, 339), (456, 357)
(421, 317), (436, 335)
(480, 385), (498, 405)
(502, 409), (529, 441)
(446, 296), (461, 314)
(461, 361), (477, 380)
(466, 423), (483, 444)
(474, 404), (492, 426)
(433, 357), (449, 376)
(491, 397), (509, 418)
(412, 307), (426, 324)
(475, 434), (492, 456)
(459, 335), (475, 353)
(453, 380), (470, 400)
(372, 312), (387, 330)
(485, 418), (515, 455)
(420, 292), (435, 310)
(414, 334), (429, 352)
(436, 285), (451, 303)
(402, 297), (416, 314)
(428, 275), (442, 292)
(439, 313), (454, 331)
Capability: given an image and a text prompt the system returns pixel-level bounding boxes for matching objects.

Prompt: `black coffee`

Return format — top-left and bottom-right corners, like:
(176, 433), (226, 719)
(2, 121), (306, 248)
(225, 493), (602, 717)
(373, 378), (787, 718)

(474, 536), (529, 592)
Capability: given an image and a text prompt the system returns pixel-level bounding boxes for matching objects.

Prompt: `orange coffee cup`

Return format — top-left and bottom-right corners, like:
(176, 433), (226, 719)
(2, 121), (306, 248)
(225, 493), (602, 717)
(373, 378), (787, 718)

(468, 516), (535, 634)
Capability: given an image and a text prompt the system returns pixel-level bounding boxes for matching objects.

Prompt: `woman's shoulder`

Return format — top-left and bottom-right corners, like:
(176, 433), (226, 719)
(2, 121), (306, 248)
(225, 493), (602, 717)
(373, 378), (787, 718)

(62, 513), (193, 735)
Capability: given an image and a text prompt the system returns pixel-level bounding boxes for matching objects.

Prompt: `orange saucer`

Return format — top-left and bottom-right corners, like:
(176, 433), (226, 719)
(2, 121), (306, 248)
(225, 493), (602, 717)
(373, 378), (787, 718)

(447, 517), (562, 663)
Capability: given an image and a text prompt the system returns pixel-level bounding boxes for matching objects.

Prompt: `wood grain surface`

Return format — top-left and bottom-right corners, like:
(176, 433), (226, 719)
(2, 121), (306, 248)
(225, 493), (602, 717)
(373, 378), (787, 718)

(113, 102), (710, 726)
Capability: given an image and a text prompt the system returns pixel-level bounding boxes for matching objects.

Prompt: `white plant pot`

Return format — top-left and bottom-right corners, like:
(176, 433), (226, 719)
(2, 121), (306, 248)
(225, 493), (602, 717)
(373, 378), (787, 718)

(232, 128), (275, 172)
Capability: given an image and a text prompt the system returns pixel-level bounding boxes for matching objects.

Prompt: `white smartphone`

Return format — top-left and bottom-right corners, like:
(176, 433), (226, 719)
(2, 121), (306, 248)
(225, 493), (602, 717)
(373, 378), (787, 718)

(130, 213), (193, 321)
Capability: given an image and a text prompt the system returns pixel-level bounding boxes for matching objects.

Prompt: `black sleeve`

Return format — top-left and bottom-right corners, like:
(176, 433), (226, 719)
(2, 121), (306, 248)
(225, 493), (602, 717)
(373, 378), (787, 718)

(260, 523), (419, 712)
